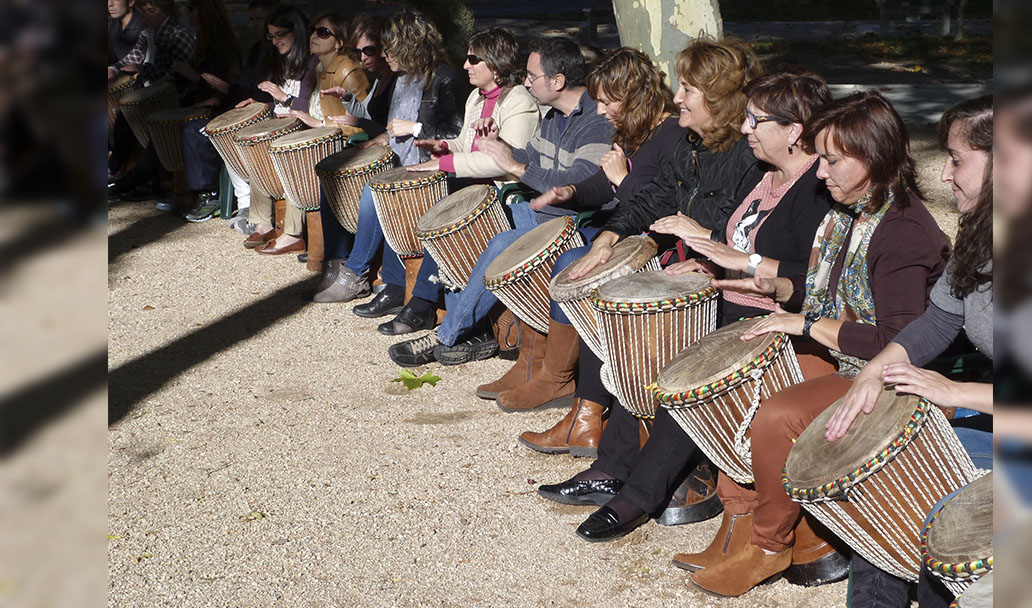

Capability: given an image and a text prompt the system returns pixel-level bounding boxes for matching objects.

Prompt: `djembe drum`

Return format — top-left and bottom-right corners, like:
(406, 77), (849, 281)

(653, 317), (804, 483)
(921, 472), (993, 597)
(591, 271), (717, 419)
(415, 184), (511, 289)
(949, 571), (992, 608)
(484, 217), (586, 334)
(107, 73), (137, 135)
(232, 117), (303, 199)
(147, 107), (212, 173)
(315, 145), (396, 233)
(368, 166), (449, 259)
(203, 103), (272, 182)
(784, 389), (981, 581)
(118, 81), (176, 147)
(549, 235), (659, 361)
(268, 126), (345, 212)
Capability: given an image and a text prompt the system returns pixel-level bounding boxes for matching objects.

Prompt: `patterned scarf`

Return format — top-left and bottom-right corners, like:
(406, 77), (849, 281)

(802, 190), (892, 376)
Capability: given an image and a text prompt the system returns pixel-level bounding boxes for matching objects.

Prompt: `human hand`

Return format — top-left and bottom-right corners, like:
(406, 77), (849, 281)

(414, 139), (448, 155)
(358, 132), (389, 149)
(682, 236), (749, 273)
(407, 159), (440, 172)
(471, 117), (499, 139)
(880, 363), (967, 409)
(650, 211), (709, 241)
(665, 259), (718, 277)
(289, 110), (322, 129)
(710, 275), (783, 300)
(387, 118), (418, 138)
(599, 143), (629, 187)
(122, 63), (142, 73)
(529, 185), (574, 211)
(201, 72), (230, 94)
(257, 80), (288, 103)
(320, 86), (349, 100)
(739, 309), (805, 340)
(825, 373), (883, 441)
(477, 137), (522, 175)
(235, 97), (256, 109)
(567, 242), (614, 280)
(327, 111), (358, 127)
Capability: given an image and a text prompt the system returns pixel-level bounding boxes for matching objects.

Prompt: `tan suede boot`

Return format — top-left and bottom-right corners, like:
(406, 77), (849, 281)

(690, 542), (792, 597)
(672, 512), (753, 572)
(517, 398), (606, 457)
(475, 325), (545, 400)
(495, 320), (577, 412)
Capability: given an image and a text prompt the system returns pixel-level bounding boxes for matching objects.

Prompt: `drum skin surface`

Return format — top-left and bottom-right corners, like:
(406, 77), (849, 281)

(924, 472), (993, 574)
(206, 103), (268, 134)
(593, 270), (713, 308)
(416, 184), (495, 233)
(550, 235), (657, 302)
(484, 217), (572, 283)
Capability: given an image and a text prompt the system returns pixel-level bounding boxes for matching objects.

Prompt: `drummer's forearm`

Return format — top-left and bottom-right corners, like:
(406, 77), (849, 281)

(809, 317), (843, 352)
(593, 231), (620, 249)
(956, 383), (992, 414)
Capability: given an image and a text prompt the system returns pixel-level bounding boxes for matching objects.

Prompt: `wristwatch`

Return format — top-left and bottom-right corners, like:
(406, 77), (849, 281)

(802, 310), (821, 337)
(745, 253), (763, 276)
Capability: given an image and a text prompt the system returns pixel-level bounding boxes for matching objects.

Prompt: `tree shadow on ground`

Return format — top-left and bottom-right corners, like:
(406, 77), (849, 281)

(108, 209), (188, 265)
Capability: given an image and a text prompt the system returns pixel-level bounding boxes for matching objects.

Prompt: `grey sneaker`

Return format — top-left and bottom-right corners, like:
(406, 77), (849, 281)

(315, 258), (344, 292)
(388, 330), (441, 367)
(312, 266), (371, 303)
(185, 192), (220, 223)
(230, 216), (256, 235)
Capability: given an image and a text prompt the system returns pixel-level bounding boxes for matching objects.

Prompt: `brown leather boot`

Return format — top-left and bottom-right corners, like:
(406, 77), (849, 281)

(656, 459), (723, 526)
(783, 514), (850, 586)
(304, 210), (323, 272)
(475, 324), (545, 400)
(517, 398), (607, 457)
(496, 320), (578, 412)
(690, 542), (792, 597)
(672, 511), (752, 572)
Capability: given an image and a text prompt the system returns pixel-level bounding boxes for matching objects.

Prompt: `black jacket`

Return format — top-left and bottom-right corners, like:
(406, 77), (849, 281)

(413, 62), (469, 160)
(603, 133), (763, 239)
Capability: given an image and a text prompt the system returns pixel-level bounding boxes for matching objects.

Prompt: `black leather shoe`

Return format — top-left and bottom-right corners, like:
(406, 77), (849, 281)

(354, 290), (404, 319)
(297, 253), (308, 264)
(378, 305), (435, 335)
(537, 478), (624, 506)
(388, 330), (440, 367)
(575, 505), (649, 543)
(433, 329), (498, 365)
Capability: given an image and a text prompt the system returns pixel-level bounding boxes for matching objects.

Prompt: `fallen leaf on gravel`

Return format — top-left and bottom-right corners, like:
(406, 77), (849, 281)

(391, 369), (440, 390)
(136, 552), (153, 563)
(238, 511), (266, 522)
(142, 305), (155, 310)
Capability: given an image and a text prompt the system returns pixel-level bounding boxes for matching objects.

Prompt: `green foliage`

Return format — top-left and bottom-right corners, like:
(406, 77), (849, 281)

(392, 369), (441, 391)
(411, 0), (475, 69)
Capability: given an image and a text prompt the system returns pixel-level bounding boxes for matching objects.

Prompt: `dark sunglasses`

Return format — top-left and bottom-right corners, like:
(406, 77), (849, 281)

(310, 26), (334, 39)
(356, 45), (378, 57)
(465, 54), (483, 66)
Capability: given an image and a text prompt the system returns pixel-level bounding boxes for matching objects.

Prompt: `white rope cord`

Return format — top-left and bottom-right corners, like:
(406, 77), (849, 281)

(321, 161), (394, 232)
(558, 298), (603, 359)
(209, 130), (252, 184)
(732, 366), (767, 471)
(421, 202), (509, 290)
(373, 180), (448, 257)
(240, 140), (284, 198)
(274, 141), (344, 210)
(150, 120), (186, 172)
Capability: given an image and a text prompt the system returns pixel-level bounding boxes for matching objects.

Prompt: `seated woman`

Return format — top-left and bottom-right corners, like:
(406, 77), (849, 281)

(824, 95), (993, 608)
(312, 8), (468, 303)
(681, 90), (950, 597)
(533, 68), (833, 539)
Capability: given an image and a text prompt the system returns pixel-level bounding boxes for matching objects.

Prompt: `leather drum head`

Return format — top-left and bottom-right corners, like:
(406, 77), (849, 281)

(368, 166), (443, 188)
(119, 81), (173, 106)
(234, 117), (302, 143)
(484, 217), (572, 283)
(416, 184), (494, 233)
(315, 145), (393, 174)
(148, 107), (211, 124)
(206, 103), (268, 134)
(550, 235), (658, 303)
(593, 269), (711, 306)
(269, 126), (342, 152)
(654, 317), (775, 399)
(785, 387), (924, 493)
(956, 571), (993, 608)
(926, 472), (993, 569)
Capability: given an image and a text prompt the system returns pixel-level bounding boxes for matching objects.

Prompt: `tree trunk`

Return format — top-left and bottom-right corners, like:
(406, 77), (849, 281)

(955, 0), (968, 40)
(611, 0), (723, 90)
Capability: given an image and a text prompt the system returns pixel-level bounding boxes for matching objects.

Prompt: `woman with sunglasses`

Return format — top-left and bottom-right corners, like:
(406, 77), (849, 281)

(288, 14), (371, 130)
(312, 8), (468, 303)
(320, 14), (395, 131)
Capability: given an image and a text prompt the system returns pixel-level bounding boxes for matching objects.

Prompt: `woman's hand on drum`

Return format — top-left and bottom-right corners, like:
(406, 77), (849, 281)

(665, 258), (718, 277)
(471, 117), (500, 140)
(327, 111), (359, 127)
(530, 185), (574, 211)
(358, 132), (390, 150)
(825, 371), (883, 441)
(567, 242), (614, 280)
(414, 139), (449, 155)
(257, 81), (288, 103)
(201, 73), (230, 94)
(194, 97), (219, 109)
(387, 119), (418, 138)
(289, 110), (322, 129)
(599, 143), (630, 187)
(320, 86), (352, 101)
(711, 275), (793, 303)
(407, 159), (440, 172)
(682, 236), (749, 273)
(650, 211), (711, 241)
(121, 63), (142, 74)
(478, 138), (524, 176)
(108, 67), (119, 81)
(880, 363), (970, 409)
(171, 60), (200, 82)
(235, 97), (256, 109)
(739, 308), (805, 340)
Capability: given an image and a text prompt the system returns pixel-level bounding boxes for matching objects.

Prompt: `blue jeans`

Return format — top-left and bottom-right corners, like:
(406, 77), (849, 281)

(320, 191), (354, 261)
(182, 117), (220, 191)
(345, 183), (404, 287)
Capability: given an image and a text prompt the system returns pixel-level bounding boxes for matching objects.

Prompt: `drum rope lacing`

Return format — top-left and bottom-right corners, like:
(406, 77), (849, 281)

(418, 188), (509, 291)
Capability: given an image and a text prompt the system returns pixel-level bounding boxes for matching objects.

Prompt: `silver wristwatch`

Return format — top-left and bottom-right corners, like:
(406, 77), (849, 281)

(745, 253), (762, 276)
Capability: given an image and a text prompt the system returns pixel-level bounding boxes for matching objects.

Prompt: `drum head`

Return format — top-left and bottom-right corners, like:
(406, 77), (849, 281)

(148, 107), (210, 123)
(368, 165), (443, 188)
(206, 103), (268, 133)
(926, 472), (992, 568)
(415, 185), (494, 232)
(269, 126), (342, 152)
(109, 73), (135, 92)
(955, 571), (992, 608)
(315, 145), (394, 174)
(119, 81), (173, 106)
(654, 317), (778, 399)
(594, 269), (711, 305)
(550, 235), (657, 302)
(484, 216), (572, 282)
(234, 117), (302, 144)
(785, 388), (926, 495)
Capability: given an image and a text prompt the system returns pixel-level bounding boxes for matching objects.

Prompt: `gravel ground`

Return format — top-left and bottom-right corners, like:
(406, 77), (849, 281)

(108, 130), (955, 607)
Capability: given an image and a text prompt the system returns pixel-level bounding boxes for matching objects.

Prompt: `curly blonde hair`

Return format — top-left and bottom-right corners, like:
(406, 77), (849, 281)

(674, 36), (762, 152)
(380, 9), (443, 89)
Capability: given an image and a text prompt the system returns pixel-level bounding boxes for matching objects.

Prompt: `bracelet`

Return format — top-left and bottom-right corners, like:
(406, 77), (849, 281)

(284, 95), (294, 106)
(802, 312), (820, 337)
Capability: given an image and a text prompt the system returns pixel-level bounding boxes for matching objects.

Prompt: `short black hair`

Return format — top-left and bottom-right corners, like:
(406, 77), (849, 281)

(529, 35), (586, 88)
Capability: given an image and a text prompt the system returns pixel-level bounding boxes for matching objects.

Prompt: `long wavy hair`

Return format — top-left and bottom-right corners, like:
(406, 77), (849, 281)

(938, 95), (992, 298)
(187, 0), (241, 75)
(586, 47), (677, 156)
(674, 36), (762, 152)
(259, 5), (310, 85)
(802, 90), (922, 214)
(380, 9), (443, 89)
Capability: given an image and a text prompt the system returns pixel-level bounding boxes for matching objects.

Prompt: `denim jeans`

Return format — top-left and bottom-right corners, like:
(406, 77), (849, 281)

(182, 117), (220, 191)
(320, 191), (354, 261)
(345, 183), (404, 287)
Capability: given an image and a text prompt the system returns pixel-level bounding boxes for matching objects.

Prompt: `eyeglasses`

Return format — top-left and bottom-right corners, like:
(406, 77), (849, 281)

(745, 109), (782, 129)
(356, 45), (378, 57)
(266, 29), (292, 41)
(526, 72), (546, 83)
(310, 26), (334, 40)
(465, 54), (483, 66)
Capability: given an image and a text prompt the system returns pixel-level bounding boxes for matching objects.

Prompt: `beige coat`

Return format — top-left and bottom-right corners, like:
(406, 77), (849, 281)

(444, 85), (540, 184)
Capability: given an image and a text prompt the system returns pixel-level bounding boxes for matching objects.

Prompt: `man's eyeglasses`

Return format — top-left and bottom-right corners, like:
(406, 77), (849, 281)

(310, 26), (334, 40)
(356, 45), (379, 57)
(745, 109), (782, 129)
(466, 54), (483, 66)
(526, 72), (546, 83)
(266, 29), (292, 41)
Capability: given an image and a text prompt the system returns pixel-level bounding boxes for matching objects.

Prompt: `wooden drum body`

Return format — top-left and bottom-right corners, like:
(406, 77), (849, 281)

(203, 103), (272, 182)
(147, 107), (212, 173)
(315, 145), (396, 233)
(549, 235), (659, 361)
(591, 271), (718, 419)
(484, 217), (586, 334)
(268, 126), (345, 211)
(233, 117), (303, 199)
(368, 167), (449, 258)
(415, 184), (510, 289)
(107, 73), (137, 135)
(654, 317), (804, 483)
(921, 472), (993, 597)
(118, 81), (176, 147)
(784, 389), (981, 582)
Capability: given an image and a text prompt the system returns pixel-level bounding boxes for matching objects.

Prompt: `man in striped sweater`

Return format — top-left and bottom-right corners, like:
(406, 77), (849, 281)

(386, 35), (615, 367)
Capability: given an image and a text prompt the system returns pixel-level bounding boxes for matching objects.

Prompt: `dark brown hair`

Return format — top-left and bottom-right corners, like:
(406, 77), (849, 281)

(802, 90), (922, 214)
(312, 12), (359, 62)
(674, 36), (762, 152)
(188, 0), (241, 76)
(380, 9), (443, 88)
(138, 0), (177, 19)
(939, 95), (993, 298)
(350, 13), (382, 48)
(467, 26), (523, 88)
(586, 47), (677, 155)
(742, 66), (831, 126)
